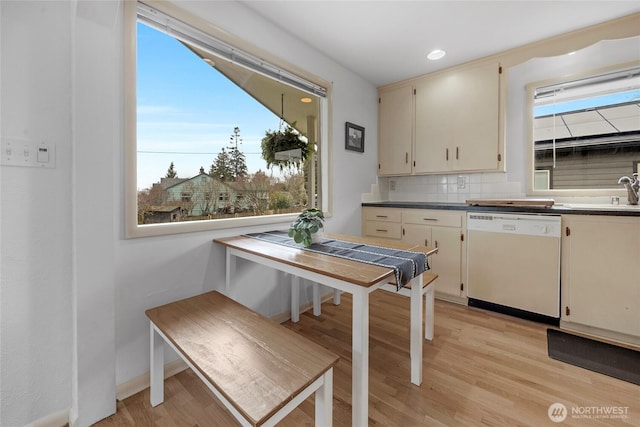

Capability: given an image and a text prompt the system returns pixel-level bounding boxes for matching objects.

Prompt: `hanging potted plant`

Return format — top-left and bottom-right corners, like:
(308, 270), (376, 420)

(288, 208), (325, 247)
(261, 121), (313, 171)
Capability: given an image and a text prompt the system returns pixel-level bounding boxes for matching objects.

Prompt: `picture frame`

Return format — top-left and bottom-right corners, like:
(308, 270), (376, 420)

(345, 122), (365, 153)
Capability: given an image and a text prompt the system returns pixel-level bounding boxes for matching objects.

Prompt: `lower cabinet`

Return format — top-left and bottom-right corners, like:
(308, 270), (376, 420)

(402, 210), (466, 302)
(362, 207), (466, 303)
(561, 215), (640, 345)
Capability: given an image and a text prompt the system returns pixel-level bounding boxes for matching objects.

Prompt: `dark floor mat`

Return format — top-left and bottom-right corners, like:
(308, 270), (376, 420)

(547, 329), (640, 385)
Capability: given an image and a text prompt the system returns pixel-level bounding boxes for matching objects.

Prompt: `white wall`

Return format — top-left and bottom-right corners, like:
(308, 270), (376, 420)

(0, 1), (378, 426)
(1, 2), (74, 426)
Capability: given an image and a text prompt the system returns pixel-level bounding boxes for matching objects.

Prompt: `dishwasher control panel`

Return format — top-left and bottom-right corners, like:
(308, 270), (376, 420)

(467, 213), (561, 237)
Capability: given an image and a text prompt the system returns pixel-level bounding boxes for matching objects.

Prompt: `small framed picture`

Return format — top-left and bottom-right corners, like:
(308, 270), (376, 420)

(345, 122), (365, 153)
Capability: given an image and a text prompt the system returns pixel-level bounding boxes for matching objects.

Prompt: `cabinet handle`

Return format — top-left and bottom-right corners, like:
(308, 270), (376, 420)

(456, 146), (459, 160)
(405, 152), (409, 164)
(375, 229), (388, 233)
(375, 215), (388, 218)
(422, 218), (438, 222)
(446, 148), (449, 161)
(435, 240), (439, 248)
(424, 239), (428, 246)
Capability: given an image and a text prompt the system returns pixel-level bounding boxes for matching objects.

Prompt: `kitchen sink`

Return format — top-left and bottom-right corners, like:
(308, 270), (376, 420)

(557, 203), (640, 210)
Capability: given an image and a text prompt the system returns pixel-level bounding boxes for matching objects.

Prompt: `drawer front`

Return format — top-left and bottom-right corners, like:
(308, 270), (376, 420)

(403, 210), (462, 228)
(363, 221), (402, 239)
(363, 208), (402, 223)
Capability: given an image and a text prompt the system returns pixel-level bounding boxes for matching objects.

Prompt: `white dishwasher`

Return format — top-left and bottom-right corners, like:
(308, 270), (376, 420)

(466, 212), (561, 324)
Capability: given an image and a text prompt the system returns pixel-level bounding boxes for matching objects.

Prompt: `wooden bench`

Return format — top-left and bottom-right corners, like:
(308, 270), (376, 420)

(306, 272), (438, 340)
(385, 272), (439, 340)
(145, 291), (339, 427)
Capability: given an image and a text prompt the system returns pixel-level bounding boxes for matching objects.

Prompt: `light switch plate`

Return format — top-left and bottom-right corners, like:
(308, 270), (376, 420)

(1, 138), (56, 169)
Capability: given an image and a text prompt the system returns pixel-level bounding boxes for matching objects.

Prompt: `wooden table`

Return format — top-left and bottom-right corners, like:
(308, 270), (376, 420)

(214, 233), (436, 426)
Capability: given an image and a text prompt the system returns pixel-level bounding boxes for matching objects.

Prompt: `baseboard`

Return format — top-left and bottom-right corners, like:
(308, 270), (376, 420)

(560, 320), (640, 349)
(24, 409), (69, 427)
(115, 358), (188, 401)
(434, 292), (467, 305)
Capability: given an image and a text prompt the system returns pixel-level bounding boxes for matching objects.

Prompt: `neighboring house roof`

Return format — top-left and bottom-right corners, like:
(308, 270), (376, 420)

(158, 177), (188, 189)
(534, 102), (640, 149)
(164, 173), (215, 190)
(146, 205), (184, 213)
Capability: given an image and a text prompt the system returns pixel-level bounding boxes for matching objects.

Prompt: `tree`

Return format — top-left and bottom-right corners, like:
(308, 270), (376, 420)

(209, 148), (234, 182)
(228, 126), (248, 180)
(234, 170), (274, 215)
(165, 162), (177, 178)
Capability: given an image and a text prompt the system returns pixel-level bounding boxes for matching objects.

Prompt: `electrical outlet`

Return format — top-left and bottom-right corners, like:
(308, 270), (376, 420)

(389, 180), (396, 191)
(457, 176), (466, 189)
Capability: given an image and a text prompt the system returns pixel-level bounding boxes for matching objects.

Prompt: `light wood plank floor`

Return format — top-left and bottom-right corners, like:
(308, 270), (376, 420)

(94, 292), (639, 426)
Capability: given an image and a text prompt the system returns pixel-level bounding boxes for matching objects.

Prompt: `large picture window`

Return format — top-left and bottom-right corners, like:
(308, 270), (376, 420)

(125, 2), (330, 237)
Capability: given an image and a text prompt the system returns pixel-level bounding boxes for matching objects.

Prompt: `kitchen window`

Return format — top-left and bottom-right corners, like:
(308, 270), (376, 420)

(531, 65), (640, 191)
(124, 2), (331, 238)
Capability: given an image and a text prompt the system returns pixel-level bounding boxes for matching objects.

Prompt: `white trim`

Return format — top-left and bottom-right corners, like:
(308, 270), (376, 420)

(116, 358), (188, 401)
(24, 409), (69, 427)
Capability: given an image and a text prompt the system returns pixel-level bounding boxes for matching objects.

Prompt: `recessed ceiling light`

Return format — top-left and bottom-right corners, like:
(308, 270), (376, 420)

(427, 49), (446, 61)
(300, 97), (312, 103)
(204, 58), (215, 66)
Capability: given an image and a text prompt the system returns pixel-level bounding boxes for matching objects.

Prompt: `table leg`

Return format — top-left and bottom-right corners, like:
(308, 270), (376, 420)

(425, 282), (435, 341)
(333, 289), (341, 305)
(313, 283), (321, 316)
(150, 323), (164, 406)
(351, 288), (369, 426)
(225, 251), (236, 290)
(291, 275), (300, 323)
(410, 273), (423, 386)
(315, 367), (333, 427)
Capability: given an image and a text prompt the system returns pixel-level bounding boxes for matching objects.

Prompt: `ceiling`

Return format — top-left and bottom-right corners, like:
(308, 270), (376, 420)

(241, 1), (640, 87)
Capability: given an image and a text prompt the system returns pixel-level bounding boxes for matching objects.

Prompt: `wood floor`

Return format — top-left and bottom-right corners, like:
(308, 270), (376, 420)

(94, 291), (639, 426)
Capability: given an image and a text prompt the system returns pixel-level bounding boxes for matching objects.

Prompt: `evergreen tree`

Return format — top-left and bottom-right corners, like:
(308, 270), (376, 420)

(228, 127), (248, 180)
(165, 162), (177, 178)
(209, 148), (234, 182)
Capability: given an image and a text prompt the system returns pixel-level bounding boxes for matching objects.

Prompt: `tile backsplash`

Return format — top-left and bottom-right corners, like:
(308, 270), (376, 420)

(364, 173), (525, 203)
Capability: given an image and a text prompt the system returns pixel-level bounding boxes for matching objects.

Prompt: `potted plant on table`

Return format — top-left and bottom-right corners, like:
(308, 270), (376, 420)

(288, 208), (325, 247)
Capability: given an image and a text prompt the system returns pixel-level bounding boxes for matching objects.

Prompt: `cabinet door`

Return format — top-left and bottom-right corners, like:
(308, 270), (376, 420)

(414, 75), (453, 173)
(431, 227), (462, 298)
(453, 61), (501, 172)
(402, 223), (462, 298)
(414, 60), (501, 173)
(562, 216), (640, 337)
(378, 84), (413, 176)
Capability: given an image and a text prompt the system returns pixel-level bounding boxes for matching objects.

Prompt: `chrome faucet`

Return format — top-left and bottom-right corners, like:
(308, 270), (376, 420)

(618, 173), (639, 205)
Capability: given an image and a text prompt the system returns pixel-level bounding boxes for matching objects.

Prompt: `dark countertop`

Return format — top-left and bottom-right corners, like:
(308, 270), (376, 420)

(361, 201), (640, 217)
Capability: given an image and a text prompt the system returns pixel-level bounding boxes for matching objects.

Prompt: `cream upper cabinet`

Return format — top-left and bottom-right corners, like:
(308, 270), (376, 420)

(377, 60), (504, 176)
(377, 83), (413, 176)
(414, 60), (503, 173)
(561, 215), (640, 343)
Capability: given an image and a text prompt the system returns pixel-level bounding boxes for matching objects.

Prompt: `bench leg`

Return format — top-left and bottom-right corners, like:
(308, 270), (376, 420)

(333, 289), (341, 305)
(291, 275), (300, 323)
(150, 323), (164, 406)
(425, 283), (435, 341)
(313, 283), (321, 316)
(315, 367), (333, 426)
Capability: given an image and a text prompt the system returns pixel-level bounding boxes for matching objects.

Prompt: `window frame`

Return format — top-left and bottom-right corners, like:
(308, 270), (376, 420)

(525, 61), (639, 198)
(124, 1), (332, 238)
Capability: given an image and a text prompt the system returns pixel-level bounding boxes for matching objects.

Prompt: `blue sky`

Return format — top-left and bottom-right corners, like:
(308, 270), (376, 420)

(534, 89), (640, 117)
(136, 23), (284, 190)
